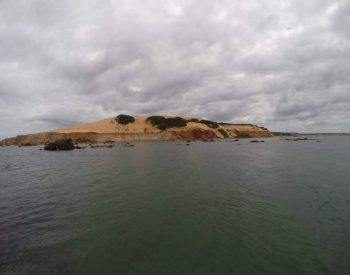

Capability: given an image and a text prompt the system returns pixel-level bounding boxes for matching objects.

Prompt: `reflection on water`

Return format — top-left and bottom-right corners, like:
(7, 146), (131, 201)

(1, 137), (350, 274)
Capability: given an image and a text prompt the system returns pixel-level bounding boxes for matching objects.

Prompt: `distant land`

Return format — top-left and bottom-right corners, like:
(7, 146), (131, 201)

(0, 115), (273, 146)
(273, 132), (350, 136)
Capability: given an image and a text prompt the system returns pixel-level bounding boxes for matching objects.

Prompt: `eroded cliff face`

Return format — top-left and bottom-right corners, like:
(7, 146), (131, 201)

(0, 116), (273, 146)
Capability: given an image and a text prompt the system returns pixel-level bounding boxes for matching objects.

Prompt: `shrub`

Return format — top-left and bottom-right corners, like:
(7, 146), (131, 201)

(199, 119), (219, 129)
(115, 114), (135, 125)
(146, 116), (165, 126)
(146, 116), (187, 130)
(218, 128), (229, 138)
(188, 118), (199, 123)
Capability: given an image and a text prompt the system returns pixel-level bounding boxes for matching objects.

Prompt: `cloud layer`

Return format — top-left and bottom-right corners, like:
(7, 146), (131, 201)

(1, 0), (350, 137)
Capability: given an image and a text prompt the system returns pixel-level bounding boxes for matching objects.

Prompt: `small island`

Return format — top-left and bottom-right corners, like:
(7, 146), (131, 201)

(0, 114), (273, 146)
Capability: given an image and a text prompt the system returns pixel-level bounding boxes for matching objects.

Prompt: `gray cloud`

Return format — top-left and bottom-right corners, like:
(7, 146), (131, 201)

(1, 0), (350, 138)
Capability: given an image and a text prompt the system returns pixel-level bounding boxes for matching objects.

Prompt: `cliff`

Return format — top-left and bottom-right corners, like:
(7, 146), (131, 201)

(0, 115), (273, 146)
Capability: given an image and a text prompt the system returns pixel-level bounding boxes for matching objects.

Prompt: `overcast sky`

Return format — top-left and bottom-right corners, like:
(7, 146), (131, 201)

(1, 0), (350, 138)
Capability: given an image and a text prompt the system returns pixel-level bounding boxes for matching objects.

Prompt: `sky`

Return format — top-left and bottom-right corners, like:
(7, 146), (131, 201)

(0, 0), (350, 138)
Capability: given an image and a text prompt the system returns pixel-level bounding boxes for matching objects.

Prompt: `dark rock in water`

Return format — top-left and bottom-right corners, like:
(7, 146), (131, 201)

(293, 137), (309, 141)
(75, 146), (86, 149)
(103, 140), (115, 144)
(44, 139), (75, 151)
(250, 140), (264, 143)
(90, 144), (104, 148)
(18, 143), (33, 147)
(105, 145), (114, 148)
(124, 143), (135, 147)
(21, 143), (34, 147)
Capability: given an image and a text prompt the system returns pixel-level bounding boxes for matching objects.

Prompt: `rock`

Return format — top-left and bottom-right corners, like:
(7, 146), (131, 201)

(44, 139), (75, 151)
(103, 140), (115, 144)
(293, 137), (309, 141)
(90, 144), (103, 148)
(250, 140), (264, 143)
(75, 145), (86, 149)
(21, 143), (34, 146)
(124, 143), (135, 147)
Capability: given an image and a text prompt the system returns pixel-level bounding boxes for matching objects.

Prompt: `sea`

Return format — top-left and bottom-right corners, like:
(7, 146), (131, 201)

(0, 137), (349, 275)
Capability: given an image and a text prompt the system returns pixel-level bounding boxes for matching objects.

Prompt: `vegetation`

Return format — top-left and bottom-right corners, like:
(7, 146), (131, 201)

(188, 118), (219, 128)
(188, 118), (199, 123)
(218, 128), (229, 138)
(146, 116), (187, 130)
(115, 114), (135, 125)
(219, 122), (234, 126)
(198, 119), (219, 129)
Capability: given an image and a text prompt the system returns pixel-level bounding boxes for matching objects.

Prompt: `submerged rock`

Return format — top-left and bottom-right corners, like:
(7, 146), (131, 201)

(44, 139), (75, 151)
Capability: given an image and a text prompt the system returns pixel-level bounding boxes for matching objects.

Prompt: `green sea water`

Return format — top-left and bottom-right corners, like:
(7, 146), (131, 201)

(1, 137), (349, 274)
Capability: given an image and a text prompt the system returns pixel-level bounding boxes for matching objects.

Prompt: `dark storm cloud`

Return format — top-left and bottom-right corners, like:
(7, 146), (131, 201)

(1, 0), (350, 138)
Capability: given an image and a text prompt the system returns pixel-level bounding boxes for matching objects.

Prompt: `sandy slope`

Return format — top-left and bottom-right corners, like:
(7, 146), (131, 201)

(54, 116), (213, 134)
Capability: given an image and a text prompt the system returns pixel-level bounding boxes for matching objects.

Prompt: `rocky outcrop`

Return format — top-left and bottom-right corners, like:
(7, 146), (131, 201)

(44, 139), (75, 151)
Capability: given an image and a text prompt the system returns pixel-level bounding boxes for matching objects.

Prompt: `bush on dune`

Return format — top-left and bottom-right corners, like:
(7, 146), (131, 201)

(218, 128), (229, 138)
(188, 118), (219, 129)
(146, 116), (187, 130)
(198, 119), (219, 129)
(115, 114), (135, 125)
(188, 118), (199, 123)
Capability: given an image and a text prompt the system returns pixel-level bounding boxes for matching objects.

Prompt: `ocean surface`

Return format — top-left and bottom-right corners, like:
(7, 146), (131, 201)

(0, 137), (349, 275)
